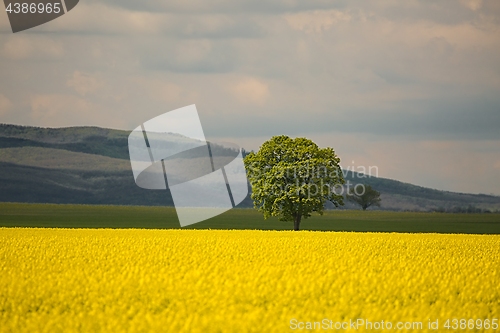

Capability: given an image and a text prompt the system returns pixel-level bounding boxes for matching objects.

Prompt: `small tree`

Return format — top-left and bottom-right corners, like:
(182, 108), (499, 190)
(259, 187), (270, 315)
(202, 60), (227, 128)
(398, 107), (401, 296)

(347, 184), (381, 210)
(244, 135), (345, 231)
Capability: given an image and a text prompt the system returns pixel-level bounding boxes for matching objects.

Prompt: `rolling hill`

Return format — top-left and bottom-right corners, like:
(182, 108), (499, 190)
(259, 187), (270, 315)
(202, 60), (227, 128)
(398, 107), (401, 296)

(0, 123), (498, 212)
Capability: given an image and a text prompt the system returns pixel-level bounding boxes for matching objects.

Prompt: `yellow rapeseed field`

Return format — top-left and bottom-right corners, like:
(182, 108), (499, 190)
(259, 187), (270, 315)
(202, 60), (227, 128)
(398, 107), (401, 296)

(0, 228), (499, 332)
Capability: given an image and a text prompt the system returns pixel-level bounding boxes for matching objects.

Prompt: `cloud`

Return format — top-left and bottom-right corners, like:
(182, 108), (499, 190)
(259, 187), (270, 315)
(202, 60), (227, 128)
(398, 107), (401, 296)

(0, 94), (12, 116)
(29, 94), (123, 128)
(230, 77), (270, 105)
(461, 0), (483, 11)
(148, 82), (184, 103)
(285, 10), (351, 33)
(2, 0), (500, 194)
(33, 2), (263, 38)
(1, 36), (64, 60)
(140, 38), (238, 73)
(67, 71), (104, 96)
(131, 77), (195, 104)
(85, 0), (345, 14)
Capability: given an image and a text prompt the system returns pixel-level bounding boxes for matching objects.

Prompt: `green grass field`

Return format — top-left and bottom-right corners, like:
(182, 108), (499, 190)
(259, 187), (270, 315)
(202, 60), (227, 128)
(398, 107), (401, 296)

(0, 202), (499, 234)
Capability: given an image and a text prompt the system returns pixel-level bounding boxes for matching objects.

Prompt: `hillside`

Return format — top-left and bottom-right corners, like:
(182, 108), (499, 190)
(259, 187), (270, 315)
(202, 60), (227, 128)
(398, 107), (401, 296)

(0, 124), (499, 212)
(342, 171), (500, 212)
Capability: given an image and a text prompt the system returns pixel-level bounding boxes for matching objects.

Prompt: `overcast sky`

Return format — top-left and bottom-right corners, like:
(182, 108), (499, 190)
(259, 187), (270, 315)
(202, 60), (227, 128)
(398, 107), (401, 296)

(1, 0), (499, 195)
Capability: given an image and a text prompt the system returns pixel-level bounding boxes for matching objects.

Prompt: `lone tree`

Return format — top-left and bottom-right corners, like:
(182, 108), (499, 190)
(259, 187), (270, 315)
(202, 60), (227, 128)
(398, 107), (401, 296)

(244, 135), (345, 231)
(347, 184), (381, 210)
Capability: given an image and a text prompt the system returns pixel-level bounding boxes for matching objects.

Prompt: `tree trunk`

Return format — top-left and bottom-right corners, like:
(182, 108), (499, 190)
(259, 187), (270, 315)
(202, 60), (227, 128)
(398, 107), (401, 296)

(293, 214), (302, 231)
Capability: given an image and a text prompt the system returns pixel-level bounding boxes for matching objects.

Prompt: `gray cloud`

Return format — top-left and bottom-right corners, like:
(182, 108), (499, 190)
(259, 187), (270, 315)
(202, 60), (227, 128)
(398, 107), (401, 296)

(1, 0), (499, 193)
(139, 38), (238, 73)
(84, 0), (347, 14)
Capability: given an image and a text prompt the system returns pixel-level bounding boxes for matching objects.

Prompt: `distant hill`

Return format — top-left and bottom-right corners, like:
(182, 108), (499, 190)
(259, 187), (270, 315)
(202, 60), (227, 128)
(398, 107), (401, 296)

(0, 124), (131, 159)
(0, 124), (499, 212)
(341, 171), (500, 212)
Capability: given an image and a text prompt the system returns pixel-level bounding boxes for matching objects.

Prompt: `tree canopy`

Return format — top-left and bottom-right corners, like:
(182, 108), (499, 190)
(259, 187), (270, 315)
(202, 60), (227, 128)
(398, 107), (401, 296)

(347, 184), (381, 210)
(244, 135), (345, 230)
